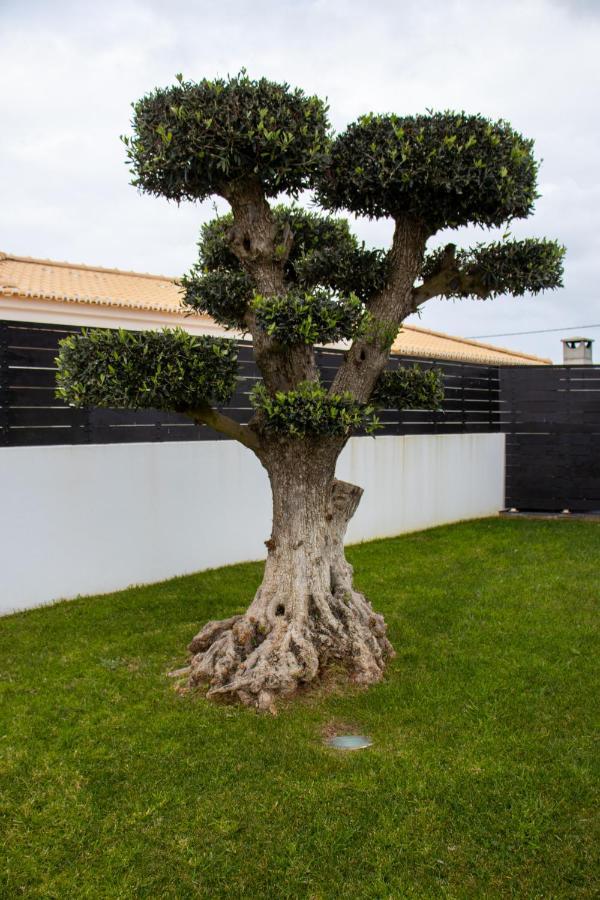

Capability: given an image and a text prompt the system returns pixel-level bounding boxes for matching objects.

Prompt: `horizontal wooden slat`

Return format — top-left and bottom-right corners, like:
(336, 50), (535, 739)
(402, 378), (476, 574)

(6, 369), (60, 388)
(6, 324), (79, 349)
(9, 407), (82, 427)
(5, 426), (88, 446)
(89, 407), (190, 426)
(8, 386), (63, 406)
(6, 346), (60, 367)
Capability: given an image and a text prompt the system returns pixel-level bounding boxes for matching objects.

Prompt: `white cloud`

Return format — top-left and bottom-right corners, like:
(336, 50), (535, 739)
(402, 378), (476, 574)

(1, 0), (599, 360)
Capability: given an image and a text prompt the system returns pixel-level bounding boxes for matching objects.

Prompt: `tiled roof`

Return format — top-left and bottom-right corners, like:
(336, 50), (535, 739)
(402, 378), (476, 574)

(0, 251), (551, 365)
(391, 324), (550, 366)
(0, 251), (187, 313)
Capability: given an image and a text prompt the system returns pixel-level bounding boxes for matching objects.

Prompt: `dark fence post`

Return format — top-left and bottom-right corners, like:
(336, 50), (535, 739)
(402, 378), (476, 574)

(0, 322), (9, 446)
(488, 367), (496, 429)
(500, 368), (516, 510)
(461, 363), (467, 431)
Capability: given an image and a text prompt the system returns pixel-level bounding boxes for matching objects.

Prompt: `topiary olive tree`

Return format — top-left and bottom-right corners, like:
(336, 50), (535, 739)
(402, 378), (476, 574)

(56, 73), (564, 712)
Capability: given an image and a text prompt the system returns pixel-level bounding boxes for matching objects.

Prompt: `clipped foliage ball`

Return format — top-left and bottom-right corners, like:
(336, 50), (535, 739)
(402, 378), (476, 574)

(373, 365), (445, 410)
(294, 242), (388, 303)
(195, 214), (241, 272)
(252, 289), (366, 345)
(421, 238), (565, 298)
(180, 268), (253, 329)
(124, 72), (330, 202)
(276, 207), (388, 302)
(317, 112), (539, 230)
(194, 206), (389, 302)
(250, 381), (379, 437)
(56, 328), (238, 411)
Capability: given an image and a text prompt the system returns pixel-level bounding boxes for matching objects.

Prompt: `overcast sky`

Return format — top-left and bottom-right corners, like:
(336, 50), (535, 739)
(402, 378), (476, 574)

(1, 0), (598, 361)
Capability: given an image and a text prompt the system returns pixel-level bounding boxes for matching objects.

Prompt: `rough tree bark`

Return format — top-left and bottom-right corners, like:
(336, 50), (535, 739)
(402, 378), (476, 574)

(183, 187), (429, 711)
(188, 440), (394, 712)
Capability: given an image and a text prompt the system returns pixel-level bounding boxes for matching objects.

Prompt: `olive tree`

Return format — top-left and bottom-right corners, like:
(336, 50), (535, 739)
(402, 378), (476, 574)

(56, 74), (564, 711)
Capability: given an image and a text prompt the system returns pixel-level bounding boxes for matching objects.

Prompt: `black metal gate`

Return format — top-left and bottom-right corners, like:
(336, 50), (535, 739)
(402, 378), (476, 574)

(501, 365), (600, 512)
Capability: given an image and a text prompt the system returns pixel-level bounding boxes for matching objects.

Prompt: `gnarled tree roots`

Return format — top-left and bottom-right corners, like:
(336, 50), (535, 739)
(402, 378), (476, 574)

(188, 587), (394, 713)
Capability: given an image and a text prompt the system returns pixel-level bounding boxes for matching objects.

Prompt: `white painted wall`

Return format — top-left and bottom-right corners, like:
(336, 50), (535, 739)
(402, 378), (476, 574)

(0, 434), (504, 614)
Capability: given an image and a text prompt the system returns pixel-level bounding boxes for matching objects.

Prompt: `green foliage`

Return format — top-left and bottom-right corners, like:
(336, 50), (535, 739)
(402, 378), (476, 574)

(113, 74), (562, 441)
(357, 314), (400, 352)
(55, 328), (238, 411)
(250, 381), (379, 437)
(373, 366), (445, 410)
(422, 238), (565, 298)
(123, 72), (330, 202)
(180, 268), (253, 329)
(196, 213), (243, 272)
(271, 206), (388, 300)
(317, 112), (539, 230)
(195, 207), (389, 302)
(274, 206), (356, 272)
(294, 242), (388, 302)
(252, 289), (365, 344)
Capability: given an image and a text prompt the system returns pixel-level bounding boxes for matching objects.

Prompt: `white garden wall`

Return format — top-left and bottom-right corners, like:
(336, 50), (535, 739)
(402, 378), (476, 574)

(0, 433), (504, 614)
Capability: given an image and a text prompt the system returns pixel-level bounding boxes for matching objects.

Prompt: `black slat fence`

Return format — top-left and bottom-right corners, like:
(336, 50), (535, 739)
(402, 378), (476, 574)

(3, 319), (599, 513)
(0, 320), (502, 446)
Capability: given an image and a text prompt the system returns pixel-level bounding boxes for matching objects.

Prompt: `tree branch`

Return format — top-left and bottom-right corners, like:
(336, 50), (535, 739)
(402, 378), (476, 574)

(189, 404), (262, 453)
(414, 238), (565, 302)
(329, 216), (428, 403)
(411, 243), (489, 306)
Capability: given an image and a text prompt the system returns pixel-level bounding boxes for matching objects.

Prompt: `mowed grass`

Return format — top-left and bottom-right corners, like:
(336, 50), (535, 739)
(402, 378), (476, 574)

(0, 518), (598, 899)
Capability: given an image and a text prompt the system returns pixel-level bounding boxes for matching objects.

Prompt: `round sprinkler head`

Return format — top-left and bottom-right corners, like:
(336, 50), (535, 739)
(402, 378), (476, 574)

(326, 734), (372, 750)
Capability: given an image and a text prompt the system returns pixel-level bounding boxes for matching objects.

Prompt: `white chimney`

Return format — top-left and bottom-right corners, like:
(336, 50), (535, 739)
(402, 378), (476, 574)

(562, 337), (594, 365)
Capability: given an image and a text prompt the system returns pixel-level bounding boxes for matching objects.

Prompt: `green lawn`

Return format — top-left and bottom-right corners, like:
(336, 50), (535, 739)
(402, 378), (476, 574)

(1, 518), (598, 899)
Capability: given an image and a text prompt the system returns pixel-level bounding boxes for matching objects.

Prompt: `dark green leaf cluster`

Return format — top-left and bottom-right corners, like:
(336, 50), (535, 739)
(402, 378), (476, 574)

(250, 381), (379, 437)
(373, 366), (445, 410)
(277, 207), (388, 299)
(317, 112), (539, 231)
(195, 207), (388, 302)
(294, 243), (388, 302)
(465, 238), (565, 297)
(274, 206), (355, 269)
(55, 328), (238, 411)
(252, 289), (365, 344)
(422, 238), (565, 298)
(123, 73), (330, 202)
(195, 214), (240, 271)
(180, 268), (253, 329)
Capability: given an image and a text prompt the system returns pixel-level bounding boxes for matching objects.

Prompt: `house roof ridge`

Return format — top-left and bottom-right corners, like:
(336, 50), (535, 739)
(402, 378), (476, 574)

(0, 251), (176, 283)
(399, 323), (551, 364)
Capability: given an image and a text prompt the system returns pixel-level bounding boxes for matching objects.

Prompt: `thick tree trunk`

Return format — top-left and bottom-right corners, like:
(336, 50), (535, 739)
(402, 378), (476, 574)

(188, 442), (394, 712)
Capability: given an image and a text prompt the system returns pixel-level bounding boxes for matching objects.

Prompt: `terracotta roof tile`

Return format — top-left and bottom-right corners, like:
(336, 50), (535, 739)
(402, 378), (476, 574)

(0, 251), (551, 365)
(392, 324), (550, 365)
(0, 252), (186, 314)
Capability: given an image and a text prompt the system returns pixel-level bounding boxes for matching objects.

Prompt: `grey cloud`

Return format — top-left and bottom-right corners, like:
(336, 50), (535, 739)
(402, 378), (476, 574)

(1, 0), (598, 361)
(551, 0), (600, 15)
